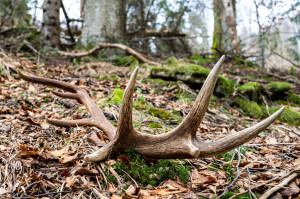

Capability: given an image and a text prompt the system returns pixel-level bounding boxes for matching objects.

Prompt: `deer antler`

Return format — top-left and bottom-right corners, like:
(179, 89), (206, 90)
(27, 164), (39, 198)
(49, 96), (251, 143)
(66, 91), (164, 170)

(18, 55), (285, 162)
(17, 70), (116, 140)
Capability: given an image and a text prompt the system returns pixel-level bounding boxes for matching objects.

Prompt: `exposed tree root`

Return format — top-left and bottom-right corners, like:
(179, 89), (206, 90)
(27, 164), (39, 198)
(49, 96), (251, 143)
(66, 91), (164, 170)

(58, 43), (161, 66)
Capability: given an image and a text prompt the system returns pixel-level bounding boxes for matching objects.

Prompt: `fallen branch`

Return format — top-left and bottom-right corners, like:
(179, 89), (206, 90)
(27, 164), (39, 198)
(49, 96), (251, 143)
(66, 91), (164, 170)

(58, 43), (161, 66)
(244, 143), (300, 146)
(260, 170), (299, 199)
(229, 170), (296, 199)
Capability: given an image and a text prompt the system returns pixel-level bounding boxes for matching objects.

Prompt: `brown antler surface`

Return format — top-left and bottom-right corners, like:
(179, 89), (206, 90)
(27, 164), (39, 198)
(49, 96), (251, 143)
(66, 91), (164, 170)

(19, 55), (285, 163)
(17, 70), (116, 140)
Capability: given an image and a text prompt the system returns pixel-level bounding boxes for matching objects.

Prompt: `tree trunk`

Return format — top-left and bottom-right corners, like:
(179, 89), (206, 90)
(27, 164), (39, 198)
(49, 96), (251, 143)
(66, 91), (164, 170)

(80, 0), (126, 46)
(41, 0), (61, 48)
(212, 0), (239, 55)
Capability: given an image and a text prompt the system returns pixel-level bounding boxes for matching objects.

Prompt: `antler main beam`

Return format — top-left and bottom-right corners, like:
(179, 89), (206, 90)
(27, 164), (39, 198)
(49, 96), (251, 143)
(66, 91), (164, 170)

(19, 55), (285, 163)
(84, 55), (284, 162)
(18, 70), (116, 140)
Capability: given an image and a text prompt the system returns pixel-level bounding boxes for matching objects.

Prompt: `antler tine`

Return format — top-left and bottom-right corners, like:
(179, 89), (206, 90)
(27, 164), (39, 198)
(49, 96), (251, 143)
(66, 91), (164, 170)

(115, 67), (139, 138)
(170, 55), (225, 137)
(18, 69), (116, 140)
(199, 107), (285, 157)
(18, 70), (77, 92)
(84, 67), (139, 162)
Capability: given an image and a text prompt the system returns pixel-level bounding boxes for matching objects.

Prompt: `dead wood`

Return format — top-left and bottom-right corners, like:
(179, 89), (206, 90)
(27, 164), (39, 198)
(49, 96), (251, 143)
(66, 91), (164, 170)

(58, 43), (161, 66)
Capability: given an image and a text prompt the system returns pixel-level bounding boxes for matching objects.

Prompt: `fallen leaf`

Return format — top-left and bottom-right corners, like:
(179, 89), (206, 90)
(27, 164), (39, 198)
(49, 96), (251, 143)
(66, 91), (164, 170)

(191, 169), (217, 188)
(49, 145), (69, 157)
(117, 154), (130, 165)
(107, 183), (118, 193)
(89, 132), (106, 146)
(66, 175), (78, 187)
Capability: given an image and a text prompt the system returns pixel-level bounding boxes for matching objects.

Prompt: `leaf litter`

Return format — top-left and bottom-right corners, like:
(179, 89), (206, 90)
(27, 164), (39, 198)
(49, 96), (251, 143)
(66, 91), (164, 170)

(0, 54), (299, 198)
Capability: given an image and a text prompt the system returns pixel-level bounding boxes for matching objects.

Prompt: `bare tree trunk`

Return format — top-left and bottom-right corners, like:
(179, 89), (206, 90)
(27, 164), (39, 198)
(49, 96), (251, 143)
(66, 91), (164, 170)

(41, 0), (61, 48)
(212, 0), (239, 55)
(80, 0), (126, 46)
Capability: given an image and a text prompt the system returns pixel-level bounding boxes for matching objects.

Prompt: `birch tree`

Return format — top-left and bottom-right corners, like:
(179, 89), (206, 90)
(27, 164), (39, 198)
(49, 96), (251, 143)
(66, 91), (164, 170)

(80, 0), (126, 46)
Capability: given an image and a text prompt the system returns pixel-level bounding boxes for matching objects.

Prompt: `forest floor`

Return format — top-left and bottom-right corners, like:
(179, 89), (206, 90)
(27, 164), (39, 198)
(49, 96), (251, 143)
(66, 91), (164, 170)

(0, 52), (299, 199)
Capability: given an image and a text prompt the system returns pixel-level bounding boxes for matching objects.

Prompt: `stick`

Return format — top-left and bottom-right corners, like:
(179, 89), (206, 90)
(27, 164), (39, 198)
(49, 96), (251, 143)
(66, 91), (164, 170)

(229, 170), (295, 199)
(216, 147), (242, 199)
(58, 43), (161, 65)
(260, 171), (299, 199)
(245, 143), (300, 146)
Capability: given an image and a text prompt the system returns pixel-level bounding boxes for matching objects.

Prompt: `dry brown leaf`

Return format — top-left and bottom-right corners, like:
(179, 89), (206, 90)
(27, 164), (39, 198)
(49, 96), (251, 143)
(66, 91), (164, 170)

(66, 175), (78, 187)
(191, 169), (217, 188)
(123, 185), (140, 198)
(111, 194), (122, 199)
(49, 145), (69, 157)
(107, 183), (118, 193)
(89, 132), (106, 146)
(117, 154), (130, 165)
(60, 151), (78, 164)
(16, 151), (39, 159)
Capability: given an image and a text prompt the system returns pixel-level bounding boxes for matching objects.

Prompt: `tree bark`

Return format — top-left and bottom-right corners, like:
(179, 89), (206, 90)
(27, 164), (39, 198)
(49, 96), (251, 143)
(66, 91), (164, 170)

(212, 0), (239, 55)
(41, 0), (61, 48)
(80, 0), (126, 46)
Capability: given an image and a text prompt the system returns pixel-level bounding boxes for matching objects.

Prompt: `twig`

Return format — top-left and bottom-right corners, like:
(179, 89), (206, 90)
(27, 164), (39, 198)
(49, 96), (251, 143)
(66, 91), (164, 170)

(245, 143), (300, 146)
(60, 0), (75, 43)
(14, 191), (71, 198)
(229, 170), (296, 199)
(273, 51), (298, 67)
(260, 170), (299, 199)
(58, 43), (160, 65)
(216, 147), (242, 199)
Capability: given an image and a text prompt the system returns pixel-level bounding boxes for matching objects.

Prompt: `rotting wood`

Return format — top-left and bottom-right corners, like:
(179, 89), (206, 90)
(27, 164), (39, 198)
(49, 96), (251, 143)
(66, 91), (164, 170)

(58, 43), (161, 66)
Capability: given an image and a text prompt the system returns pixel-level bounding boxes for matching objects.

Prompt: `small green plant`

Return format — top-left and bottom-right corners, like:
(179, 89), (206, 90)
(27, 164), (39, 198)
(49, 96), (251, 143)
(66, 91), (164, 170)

(44, 98), (50, 102)
(105, 149), (191, 187)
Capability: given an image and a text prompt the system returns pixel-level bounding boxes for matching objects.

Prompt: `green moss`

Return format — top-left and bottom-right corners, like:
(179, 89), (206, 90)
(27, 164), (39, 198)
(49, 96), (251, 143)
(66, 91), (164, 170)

(235, 97), (263, 119)
(109, 150), (190, 186)
(288, 93), (300, 105)
(237, 82), (261, 102)
(166, 56), (178, 65)
(133, 101), (149, 110)
(189, 54), (212, 65)
(148, 107), (182, 124)
(151, 64), (234, 96)
(114, 56), (139, 66)
(215, 76), (235, 96)
(263, 107), (300, 126)
(266, 82), (291, 93)
(147, 121), (163, 128)
(109, 89), (124, 104)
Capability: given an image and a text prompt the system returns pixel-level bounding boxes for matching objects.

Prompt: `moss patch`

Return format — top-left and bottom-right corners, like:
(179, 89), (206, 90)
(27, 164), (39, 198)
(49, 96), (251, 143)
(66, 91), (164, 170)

(109, 89), (124, 104)
(147, 121), (163, 128)
(235, 97), (263, 119)
(151, 64), (234, 96)
(148, 107), (182, 124)
(114, 56), (139, 66)
(288, 93), (300, 105)
(237, 82), (261, 102)
(263, 107), (300, 126)
(189, 54), (212, 65)
(266, 82), (291, 93)
(166, 56), (179, 65)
